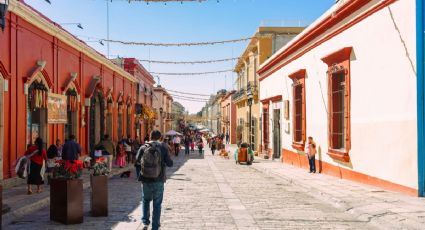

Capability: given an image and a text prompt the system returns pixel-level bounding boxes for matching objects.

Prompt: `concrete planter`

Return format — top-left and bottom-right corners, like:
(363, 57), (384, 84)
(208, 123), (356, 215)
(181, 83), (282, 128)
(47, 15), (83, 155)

(50, 179), (83, 225)
(90, 175), (108, 217)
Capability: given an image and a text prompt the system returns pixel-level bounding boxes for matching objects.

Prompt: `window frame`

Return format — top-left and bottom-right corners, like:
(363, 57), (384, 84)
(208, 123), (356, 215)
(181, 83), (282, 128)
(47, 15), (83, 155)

(322, 47), (352, 162)
(288, 69), (306, 151)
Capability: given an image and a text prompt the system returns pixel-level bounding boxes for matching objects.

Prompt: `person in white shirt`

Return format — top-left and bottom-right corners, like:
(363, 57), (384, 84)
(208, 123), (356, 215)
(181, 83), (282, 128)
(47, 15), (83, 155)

(172, 136), (181, 156)
(305, 136), (317, 173)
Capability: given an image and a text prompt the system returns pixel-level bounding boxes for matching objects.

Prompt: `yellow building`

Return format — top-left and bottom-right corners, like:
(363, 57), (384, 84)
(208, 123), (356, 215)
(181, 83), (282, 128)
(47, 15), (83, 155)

(233, 27), (304, 153)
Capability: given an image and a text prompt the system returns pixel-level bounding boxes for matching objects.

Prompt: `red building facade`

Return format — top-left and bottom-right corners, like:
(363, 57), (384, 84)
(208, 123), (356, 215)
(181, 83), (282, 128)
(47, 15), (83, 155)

(0, 1), (155, 182)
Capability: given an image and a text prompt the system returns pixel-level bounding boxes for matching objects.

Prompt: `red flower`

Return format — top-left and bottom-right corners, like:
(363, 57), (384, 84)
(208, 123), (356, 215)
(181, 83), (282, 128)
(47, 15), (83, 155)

(96, 157), (106, 163)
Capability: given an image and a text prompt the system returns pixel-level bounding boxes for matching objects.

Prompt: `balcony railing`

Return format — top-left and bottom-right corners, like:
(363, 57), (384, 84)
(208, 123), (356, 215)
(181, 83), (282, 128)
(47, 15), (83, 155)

(232, 87), (245, 101)
(232, 81), (258, 102)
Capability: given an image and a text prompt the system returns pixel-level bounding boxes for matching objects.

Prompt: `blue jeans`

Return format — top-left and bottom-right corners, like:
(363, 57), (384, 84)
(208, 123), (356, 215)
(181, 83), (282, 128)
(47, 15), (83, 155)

(309, 155), (316, 172)
(185, 145), (190, 155)
(141, 182), (164, 230)
(135, 165), (141, 179)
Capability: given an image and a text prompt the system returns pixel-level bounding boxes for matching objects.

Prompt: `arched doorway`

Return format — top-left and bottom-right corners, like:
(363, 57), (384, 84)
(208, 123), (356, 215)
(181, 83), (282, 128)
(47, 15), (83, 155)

(117, 93), (124, 140)
(105, 92), (113, 138)
(26, 75), (49, 147)
(89, 90), (104, 152)
(126, 96), (132, 138)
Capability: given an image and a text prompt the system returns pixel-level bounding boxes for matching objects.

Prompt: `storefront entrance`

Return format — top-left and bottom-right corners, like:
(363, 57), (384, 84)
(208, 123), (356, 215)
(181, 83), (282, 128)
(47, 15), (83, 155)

(65, 88), (78, 140)
(89, 91), (104, 152)
(272, 109), (281, 159)
(27, 78), (49, 147)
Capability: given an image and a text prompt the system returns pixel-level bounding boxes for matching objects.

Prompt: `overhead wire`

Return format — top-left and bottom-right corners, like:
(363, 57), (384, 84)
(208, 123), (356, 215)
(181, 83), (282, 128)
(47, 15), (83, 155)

(138, 57), (240, 64)
(167, 89), (211, 97)
(150, 69), (233, 76)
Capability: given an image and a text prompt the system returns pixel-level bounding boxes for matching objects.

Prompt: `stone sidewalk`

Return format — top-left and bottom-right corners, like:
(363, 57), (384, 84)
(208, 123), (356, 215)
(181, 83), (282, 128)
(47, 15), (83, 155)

(117, 147), (373, 230)
(4, 145), (377, 230)
(2, 164), (134, 227)
(226, 144), (425, 229)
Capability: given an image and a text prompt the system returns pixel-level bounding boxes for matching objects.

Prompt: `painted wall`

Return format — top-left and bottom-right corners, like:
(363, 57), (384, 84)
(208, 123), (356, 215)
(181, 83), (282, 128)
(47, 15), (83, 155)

(260, 0), (417, 190)
(0, 5), (138, 180)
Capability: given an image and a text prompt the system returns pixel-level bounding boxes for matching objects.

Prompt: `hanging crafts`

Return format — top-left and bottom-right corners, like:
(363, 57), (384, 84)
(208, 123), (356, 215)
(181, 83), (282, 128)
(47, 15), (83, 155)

(66, 88), (78, 112)
(29, 80), (48, 110)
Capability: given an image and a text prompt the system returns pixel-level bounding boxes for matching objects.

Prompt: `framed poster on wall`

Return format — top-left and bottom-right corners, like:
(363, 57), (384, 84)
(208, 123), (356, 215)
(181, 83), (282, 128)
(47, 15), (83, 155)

(47, 93), (67, 124)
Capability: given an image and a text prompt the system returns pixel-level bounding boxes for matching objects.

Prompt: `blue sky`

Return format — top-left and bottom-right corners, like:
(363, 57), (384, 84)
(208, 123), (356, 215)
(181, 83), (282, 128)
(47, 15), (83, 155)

(25, 0), (334, 113)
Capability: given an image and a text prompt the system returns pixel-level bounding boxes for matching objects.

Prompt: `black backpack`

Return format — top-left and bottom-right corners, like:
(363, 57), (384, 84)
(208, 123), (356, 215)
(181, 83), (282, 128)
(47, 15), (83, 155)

(138, 142), (162, 179)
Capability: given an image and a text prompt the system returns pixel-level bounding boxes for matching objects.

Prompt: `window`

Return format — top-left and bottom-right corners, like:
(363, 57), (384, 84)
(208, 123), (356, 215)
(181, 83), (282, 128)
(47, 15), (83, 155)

(330, 72), (345, 149)
(322, 47), (352, 162)
(288, 69), (306, 151)
(262, 105), (269, 150)
(294, 84), (303, 143)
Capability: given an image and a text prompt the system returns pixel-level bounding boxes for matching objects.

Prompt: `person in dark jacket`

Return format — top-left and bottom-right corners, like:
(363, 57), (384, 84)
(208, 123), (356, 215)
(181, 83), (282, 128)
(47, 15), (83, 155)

(62, 134), (81, 160)
(136, 130), (173, 230)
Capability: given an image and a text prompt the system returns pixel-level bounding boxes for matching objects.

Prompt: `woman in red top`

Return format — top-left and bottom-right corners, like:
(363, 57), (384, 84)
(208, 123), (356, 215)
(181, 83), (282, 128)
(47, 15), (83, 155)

(25, 137), (47, 194)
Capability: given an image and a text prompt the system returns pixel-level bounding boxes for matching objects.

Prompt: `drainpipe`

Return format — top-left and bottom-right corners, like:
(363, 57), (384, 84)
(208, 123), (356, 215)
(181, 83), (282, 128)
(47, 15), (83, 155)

(417, 0), (425, 197)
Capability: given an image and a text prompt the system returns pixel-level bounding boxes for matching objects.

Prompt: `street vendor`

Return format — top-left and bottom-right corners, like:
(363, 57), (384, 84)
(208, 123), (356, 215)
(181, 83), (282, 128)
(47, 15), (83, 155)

(234, 142), (254, 165)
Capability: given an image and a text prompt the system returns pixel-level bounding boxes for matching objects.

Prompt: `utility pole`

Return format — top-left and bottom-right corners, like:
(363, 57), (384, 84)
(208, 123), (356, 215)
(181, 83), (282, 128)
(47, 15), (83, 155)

(106, 0), (110, 58)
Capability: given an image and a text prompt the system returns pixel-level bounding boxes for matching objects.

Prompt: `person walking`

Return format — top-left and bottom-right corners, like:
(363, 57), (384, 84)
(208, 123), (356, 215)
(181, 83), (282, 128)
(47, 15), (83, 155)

(184, 136), (190, 155)
(25, 137), (47, 194)
(197, 139), (204, 155)
(46, 139), (62, 183)
(96, 134), (115, 171)
(211, 138), (217, 156)
(124, 135), (133, 163)
(306, 136), (317, 173)
(190, 138), (195, 152)
(116, 142), (127, 168)
(136, 130), (173, 230)
(225, 133), (229, 145)
(62, 134), (81, 160)
(172, 135), (181, 156)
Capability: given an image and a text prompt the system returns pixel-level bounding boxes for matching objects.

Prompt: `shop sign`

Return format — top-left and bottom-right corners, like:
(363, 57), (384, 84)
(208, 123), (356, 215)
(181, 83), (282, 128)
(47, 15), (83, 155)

(47, 93), (67, 123)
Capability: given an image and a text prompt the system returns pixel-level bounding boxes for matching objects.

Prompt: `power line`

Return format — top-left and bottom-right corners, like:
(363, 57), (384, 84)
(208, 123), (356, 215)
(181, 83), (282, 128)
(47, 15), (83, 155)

(138, 57), (239, 64)
(170, 94), (209, 101)
(172, 96), (209, 102)
(102, 37), (251, 47)
(151, 69), (233, 76)
(167, 89), (211, 97)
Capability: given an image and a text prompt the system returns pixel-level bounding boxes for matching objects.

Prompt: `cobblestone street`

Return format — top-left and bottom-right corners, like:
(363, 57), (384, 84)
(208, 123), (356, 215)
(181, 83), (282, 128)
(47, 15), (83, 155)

(4, 146), (378, 230)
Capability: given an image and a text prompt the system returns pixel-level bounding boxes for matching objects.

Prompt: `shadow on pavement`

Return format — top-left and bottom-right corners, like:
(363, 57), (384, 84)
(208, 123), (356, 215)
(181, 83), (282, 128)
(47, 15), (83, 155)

(5, 149), (205, 230)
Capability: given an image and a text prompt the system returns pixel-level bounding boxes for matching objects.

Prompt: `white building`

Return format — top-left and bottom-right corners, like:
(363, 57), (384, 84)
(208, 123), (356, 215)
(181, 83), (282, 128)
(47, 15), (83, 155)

(258, 0), (417, 195)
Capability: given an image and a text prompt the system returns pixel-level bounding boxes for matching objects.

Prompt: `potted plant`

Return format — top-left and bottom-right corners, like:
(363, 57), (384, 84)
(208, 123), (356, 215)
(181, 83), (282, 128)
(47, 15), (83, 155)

(50, 160), (84, 225)
(90, 157), (109, 217)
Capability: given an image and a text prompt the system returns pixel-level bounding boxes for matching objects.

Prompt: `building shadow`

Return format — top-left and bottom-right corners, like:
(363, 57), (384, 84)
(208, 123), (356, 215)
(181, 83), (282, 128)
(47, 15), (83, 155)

(5, 149), (201, 229)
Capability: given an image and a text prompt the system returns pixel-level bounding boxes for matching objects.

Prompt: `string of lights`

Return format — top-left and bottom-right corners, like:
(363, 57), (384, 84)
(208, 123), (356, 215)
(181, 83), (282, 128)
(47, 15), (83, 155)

(171, 95), (209, 102)
(109, 0), (208, 2)
(102, 37), (251, 47)
(138, 57), (239, 64)
(150, 69), (233, 75)
(167, 89), (211, 97)
(170, 94), (209, 101)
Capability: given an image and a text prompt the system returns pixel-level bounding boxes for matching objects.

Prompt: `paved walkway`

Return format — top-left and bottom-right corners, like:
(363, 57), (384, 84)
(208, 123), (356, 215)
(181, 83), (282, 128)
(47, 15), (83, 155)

(4, 144), (380, 230)
(2, 164), (134, 227)
(227, 144), (425, 230)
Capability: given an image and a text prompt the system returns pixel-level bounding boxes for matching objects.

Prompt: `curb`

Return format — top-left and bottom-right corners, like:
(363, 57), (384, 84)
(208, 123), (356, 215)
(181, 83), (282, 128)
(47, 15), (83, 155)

(2, 166), (133, 227)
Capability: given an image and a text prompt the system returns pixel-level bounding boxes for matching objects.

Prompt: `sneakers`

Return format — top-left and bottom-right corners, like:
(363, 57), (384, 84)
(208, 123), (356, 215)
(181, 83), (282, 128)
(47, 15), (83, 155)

(142, 224), (149, 230)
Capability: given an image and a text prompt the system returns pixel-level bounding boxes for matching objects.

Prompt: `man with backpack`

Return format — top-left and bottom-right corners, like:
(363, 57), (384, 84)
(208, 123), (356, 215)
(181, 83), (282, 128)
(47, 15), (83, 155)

(135, 130), (173, 230)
